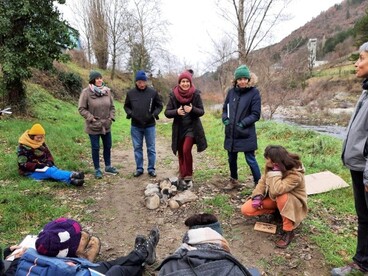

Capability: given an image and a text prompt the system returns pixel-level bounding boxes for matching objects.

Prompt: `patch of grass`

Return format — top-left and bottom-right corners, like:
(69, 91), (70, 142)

(202, 194), (234, 219)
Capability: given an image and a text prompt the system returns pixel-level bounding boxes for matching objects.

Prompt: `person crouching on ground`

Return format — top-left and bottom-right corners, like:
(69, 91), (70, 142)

(17, 123), (85, 186)
(241, 145), (308, 248)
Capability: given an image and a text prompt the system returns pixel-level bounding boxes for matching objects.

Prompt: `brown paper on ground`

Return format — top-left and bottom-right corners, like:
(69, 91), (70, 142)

(305, 170), (349, 195)
(254, 222), (277, 234)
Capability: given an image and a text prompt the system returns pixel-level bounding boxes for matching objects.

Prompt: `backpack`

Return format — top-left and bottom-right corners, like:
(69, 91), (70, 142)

(15, 248), (100, 276)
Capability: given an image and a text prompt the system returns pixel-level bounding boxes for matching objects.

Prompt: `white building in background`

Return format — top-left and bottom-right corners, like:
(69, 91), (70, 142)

(307, 38), (317, 67)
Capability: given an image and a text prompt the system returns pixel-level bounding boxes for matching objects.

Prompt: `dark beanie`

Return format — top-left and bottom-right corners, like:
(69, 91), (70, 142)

(185, 213), (223, 235)
(234, 65), (250, 80)
(89, 71), (102, 83)
(135, 70), (148, 81)
(36, 217), (82, 258)
(178, 71), (193, 85)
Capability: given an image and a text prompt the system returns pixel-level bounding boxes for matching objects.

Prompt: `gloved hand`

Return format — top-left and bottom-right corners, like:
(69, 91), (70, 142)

(236, 122), (245, 128)
(252, 195), (263, 209)
(223, 118), (230, 126)
(46, 161), (54, 167)
(35, 163), (46, 169)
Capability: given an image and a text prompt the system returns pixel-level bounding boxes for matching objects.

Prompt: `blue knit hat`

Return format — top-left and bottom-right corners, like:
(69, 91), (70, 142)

(36, 218), (82, 258)
(135, 70), (148, 81)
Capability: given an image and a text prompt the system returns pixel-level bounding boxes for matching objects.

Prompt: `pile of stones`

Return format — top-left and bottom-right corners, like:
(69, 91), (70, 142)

(144, 177), (198, 210)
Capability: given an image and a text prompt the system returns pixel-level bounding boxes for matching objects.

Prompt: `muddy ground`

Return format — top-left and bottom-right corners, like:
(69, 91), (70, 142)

(64, 122), (331, 276)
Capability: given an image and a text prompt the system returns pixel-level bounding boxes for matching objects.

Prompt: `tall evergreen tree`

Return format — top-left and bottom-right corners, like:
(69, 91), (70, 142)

(354, 9), (368, 47)
(0, 0), (75, 111)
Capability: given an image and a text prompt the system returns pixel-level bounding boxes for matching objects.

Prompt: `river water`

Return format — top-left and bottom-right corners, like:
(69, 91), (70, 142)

(272, 116), (347, 140)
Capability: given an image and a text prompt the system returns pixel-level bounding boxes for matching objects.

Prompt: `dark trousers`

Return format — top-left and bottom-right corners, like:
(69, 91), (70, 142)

(351, 170), (368, 271)
(228, 151), (261, 184)
(93, 250), (145, 276)
(89, 132), (112, 170)
(178, 136), (194, 179)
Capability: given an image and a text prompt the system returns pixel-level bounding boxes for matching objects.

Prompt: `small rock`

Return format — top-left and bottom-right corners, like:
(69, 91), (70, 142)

(145, 194), (160, 209)
(168, 199), (180, 209)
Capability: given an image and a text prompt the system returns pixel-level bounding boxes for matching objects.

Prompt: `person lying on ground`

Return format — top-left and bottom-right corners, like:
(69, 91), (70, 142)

(241, 145), (308, 248)
(17, 123), (85, 186)
(157, 213), (261, 276)
(1, 217), (159, 276)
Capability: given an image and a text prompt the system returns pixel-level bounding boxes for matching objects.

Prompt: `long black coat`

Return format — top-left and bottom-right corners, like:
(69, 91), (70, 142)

(164, 90), (207, 155)
(222, 86), (261, 152)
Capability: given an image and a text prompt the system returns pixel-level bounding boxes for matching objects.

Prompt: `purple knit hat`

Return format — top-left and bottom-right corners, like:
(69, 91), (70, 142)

(35, 217), (82, 258)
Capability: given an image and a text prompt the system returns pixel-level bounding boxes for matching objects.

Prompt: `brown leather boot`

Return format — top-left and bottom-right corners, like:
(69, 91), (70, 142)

(223, 178), (242, 190)
(275, 230), (295, 248)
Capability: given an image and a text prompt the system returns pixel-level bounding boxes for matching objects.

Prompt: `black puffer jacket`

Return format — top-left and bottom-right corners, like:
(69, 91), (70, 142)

(222, 86), (261, 152)
(164, 90), (207, 154)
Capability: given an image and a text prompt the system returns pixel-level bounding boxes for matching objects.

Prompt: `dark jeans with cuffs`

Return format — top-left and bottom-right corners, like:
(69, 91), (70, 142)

(350, 170), (368, 271)
(89, 132), (112, 170)
(228, 151), (261, 184)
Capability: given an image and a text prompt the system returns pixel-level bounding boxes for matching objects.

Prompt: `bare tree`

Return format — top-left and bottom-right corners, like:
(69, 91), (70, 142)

(128, 0), (168, 75)
(208, 36), (237, 100)
(105, 0), (131, 79)
(216, 0), (292, 64)
(90, 0), (109, 69)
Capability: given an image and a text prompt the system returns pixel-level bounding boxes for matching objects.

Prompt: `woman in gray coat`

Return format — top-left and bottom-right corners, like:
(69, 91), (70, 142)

(78, 71), (118, 179)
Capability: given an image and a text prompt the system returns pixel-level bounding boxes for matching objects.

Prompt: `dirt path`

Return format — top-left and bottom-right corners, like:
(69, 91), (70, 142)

(76, 122), (330, 276)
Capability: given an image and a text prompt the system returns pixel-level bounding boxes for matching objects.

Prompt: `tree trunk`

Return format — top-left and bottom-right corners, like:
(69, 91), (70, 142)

(5, 76), (26, 112)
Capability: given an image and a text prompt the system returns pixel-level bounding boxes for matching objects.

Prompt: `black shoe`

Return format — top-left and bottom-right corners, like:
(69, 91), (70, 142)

(145, 234), (157, 265)
(134, 235), (148, 258)
(148, 171), (156, 177)
(133, 171), (143, 177)
(71, 171), (85, 179)
(70, 178), (84, 186)
(148, 226), (160, 247)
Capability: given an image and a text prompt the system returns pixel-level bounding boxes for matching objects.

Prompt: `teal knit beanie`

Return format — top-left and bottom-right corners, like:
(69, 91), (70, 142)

(89, 71), (102, 84)
(234, 65), (250, 80)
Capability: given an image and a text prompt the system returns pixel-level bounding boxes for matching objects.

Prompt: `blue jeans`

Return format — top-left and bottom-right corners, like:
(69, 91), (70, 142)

(131, 126), (156, 173)
(351, 170), (368, 271)
(228, 151), (261, 184)
(29, 166), (72, 184)
(89, 132), (112, 170)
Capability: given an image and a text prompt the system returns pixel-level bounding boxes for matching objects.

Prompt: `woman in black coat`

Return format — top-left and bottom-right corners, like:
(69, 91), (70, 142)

(222, 65), (261, 190)
(164, 71), (207, 188)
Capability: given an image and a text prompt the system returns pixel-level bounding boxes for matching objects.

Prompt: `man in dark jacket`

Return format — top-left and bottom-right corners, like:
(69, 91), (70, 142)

(124, 70), (163, 177)
(222, 65), (261, 190)
(157, 213), (260, 276)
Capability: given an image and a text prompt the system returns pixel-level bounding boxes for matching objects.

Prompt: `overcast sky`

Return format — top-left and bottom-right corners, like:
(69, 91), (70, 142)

(58, 0), (343, 72)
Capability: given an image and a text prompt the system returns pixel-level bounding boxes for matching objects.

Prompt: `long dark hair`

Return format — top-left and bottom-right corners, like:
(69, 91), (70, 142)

(264, 145), (302, 176)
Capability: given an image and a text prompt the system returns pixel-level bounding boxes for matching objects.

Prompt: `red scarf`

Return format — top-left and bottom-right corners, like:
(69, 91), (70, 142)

(173, 85), (196, 104)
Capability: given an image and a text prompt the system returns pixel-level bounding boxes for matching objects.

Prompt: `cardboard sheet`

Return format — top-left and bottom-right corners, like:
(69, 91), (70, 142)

(305, 170), (349, 195)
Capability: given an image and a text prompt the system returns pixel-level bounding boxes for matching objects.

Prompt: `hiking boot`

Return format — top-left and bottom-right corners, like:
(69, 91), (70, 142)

(148, 171), (157, 177)
(331, 262), (366, 276)
(70, 178), (84, 186)
(275, 230), (295, 248)
(71, 171), (85, 179)
(185, 180), (193, 190)
(133, 170), (143, 177)
(145, 232), (158, 265)
(223, 178), (241, 190)
(105, 166), (119, 175)
(95, 169), (103, 179)
(84, 236), (101, 262)
(148, 226), (160, 248)
(134, 235), (148, 259)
